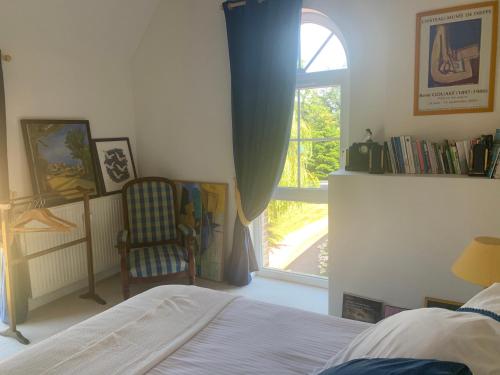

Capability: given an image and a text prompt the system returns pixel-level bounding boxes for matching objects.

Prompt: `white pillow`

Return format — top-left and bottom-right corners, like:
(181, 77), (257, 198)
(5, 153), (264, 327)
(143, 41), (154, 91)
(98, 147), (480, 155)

(321, 307), (500, 375)
(461, 282), (500, 315)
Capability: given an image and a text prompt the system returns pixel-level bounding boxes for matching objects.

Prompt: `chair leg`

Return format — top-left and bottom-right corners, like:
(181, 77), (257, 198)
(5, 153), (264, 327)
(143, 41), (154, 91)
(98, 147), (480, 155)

(122, 278), (130, 299)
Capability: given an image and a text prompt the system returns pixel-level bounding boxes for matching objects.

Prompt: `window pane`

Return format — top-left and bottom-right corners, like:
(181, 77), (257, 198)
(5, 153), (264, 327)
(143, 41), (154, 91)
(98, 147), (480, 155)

(301, 140), (341, 188)
(299, 86), (341, 138)
(306, 34), (348, 72)
(290, 91), (299, 140)
(278, 141), (298, 188)
(300, 23), (331, 69)
(263, 200), (328, 278)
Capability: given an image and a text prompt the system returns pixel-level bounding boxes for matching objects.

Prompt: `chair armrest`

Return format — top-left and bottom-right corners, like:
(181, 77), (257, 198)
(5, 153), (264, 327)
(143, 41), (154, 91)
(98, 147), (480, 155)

(115, 230), (128, 253)
(178, 224), (196, 239)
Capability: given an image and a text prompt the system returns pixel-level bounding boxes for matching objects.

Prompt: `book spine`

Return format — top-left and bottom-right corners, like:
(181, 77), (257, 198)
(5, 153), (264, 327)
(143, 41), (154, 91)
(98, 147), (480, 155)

(416, 141), (425, 174)
(388, 138), (398, 174)
(426, 140), (437, 174)
(450, 143), (461, 174)
(488, 149), (500, 178)
(455, 141), (468, 174)
(411, 141), (420, 174)
(383, 142), (393, 173)
(462, 140), (471, 171)
(404, 136), (415, 174)
(395, 137), (405, 173)
(399, 136), (409, 174)
(433, 143), (443, 174)
(422, 141), (431, 173)
(446, 144), (455, 174)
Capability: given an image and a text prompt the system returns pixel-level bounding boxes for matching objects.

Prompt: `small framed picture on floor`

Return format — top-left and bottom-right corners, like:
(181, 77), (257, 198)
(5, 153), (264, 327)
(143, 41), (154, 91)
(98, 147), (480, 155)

(424, 297), (463, 311)
(342, 293), (383, 323)
(93, 137), (137, 195)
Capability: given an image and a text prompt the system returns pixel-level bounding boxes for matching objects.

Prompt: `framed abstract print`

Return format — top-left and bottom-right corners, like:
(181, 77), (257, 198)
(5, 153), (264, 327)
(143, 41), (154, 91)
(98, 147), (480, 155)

(414, 2), (498, 115)
(21, 119), (100, 204)
(92, 138), (137, 195)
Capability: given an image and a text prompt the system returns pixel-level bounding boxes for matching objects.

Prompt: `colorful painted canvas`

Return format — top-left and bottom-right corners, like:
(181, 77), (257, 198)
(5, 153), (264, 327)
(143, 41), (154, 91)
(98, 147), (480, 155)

(175, 181), (227, 281)
(21, 119), (99, 204)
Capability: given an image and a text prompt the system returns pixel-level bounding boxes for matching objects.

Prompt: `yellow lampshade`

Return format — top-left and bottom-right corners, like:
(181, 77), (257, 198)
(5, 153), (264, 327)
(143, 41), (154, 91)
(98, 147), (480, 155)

(452, 237), (500, 287)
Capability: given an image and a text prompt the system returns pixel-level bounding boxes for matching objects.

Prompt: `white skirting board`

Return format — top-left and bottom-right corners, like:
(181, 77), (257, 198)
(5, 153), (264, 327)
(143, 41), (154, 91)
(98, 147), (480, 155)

(16, 195), (123, 309)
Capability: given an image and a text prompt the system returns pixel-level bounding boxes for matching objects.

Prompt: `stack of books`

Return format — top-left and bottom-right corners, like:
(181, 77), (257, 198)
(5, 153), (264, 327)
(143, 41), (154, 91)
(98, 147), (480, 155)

(384, 133), (499, 176)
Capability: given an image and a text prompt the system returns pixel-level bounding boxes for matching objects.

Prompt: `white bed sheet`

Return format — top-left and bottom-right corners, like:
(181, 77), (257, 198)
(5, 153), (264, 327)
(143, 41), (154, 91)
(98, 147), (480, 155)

(0, 286), (370, 375)
(148, 298), (370, 375)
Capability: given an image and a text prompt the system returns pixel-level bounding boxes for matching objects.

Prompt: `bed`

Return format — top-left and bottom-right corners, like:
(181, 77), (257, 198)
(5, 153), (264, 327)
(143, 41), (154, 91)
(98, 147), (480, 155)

(0, 285), (370, 375)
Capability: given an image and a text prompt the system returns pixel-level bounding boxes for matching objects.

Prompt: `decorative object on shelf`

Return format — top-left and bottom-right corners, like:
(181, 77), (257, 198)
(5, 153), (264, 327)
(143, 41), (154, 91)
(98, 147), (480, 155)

(342, 293), (383, 323)
(383, 305), (409, 318)
(424, 297), (463, 311)
(414, 2), (498, 116)
(0, 188), (105, 345)
(362, 128), (373, 143)
(346, 143), (384, 174)
(452, 236), (500, 287)
(174, 181), (227, 282)
(21, 119), (100, 205)
(92, 138), (137, 195)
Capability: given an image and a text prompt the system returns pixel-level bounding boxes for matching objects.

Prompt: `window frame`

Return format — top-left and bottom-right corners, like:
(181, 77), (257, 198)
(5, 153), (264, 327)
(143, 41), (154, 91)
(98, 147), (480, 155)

(254, 10), (349, 286)
(276, 9), (350, 201)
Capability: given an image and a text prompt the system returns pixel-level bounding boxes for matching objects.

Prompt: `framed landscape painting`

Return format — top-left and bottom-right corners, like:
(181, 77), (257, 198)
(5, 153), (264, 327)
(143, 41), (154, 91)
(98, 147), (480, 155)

(21, 119), (99, 204)
(414, 2), (498, 115)
(93, 138), (137, 195)
(174, 181), (227, 282)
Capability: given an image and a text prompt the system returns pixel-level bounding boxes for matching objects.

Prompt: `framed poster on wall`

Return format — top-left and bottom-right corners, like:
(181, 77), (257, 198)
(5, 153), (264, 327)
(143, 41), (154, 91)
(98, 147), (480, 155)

(414, 2), (498, 116)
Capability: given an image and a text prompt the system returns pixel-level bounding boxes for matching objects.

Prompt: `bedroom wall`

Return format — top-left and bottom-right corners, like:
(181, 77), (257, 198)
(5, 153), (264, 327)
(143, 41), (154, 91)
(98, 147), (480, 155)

(132, 0), (236, 262)
(323, 0), (500, 315)
(329, 173), (487, 316)
(0, 0), (159, 197)
(314, 0), (500, 143)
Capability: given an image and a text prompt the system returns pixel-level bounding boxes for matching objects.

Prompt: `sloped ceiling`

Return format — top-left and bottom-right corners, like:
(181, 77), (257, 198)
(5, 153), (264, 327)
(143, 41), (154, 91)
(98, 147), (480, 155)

(0, 0), (160, 60)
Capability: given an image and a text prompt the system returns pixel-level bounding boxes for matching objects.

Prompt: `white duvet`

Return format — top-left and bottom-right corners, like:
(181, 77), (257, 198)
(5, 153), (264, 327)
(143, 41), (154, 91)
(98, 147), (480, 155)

(0, 286), (369, 375)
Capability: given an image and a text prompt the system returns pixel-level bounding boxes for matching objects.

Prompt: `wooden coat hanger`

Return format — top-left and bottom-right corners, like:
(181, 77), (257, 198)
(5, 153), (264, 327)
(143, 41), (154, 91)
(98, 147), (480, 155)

(11, 208), (75, 233)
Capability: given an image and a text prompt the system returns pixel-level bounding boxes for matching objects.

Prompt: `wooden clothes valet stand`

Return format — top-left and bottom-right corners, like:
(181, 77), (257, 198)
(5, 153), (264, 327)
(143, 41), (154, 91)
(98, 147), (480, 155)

(0, 188), (106, 345)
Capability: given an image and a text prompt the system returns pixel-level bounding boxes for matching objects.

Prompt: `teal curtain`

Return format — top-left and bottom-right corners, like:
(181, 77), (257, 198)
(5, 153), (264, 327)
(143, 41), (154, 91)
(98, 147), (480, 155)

(223, 0), (302, 286)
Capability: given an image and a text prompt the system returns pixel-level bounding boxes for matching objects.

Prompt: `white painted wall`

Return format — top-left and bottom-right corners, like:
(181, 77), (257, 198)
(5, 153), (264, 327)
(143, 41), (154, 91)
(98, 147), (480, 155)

(320, 0), (500, 315)
(329, 172), (489, 316)
(132, 0), (236, 261)
(313, 0), (500, 143)
(0, 0), (159, 196)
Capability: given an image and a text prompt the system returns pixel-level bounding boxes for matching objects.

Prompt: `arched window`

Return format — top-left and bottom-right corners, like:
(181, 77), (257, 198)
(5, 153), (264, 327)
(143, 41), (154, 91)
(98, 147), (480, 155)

(279, 8), (349, 189)
(256, 10), (349, 284)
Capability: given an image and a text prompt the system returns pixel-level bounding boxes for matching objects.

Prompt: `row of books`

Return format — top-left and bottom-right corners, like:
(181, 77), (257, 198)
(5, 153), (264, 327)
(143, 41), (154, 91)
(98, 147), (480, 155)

(384, 136), (483, 175)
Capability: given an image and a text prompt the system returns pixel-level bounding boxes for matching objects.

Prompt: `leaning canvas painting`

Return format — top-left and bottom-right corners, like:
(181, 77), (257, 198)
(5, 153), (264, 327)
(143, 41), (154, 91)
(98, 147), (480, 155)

(21, 119), (99, 203)
(175, 181), (227, 281)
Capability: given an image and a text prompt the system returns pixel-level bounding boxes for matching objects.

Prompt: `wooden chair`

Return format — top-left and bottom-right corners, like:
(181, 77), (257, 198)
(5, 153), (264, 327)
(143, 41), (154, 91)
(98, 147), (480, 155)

(116, 177), (196, 299)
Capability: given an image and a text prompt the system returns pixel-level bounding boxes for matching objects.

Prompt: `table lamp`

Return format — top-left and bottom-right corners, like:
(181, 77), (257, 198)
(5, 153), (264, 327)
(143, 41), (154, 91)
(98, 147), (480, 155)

(452, 236), (500, 287)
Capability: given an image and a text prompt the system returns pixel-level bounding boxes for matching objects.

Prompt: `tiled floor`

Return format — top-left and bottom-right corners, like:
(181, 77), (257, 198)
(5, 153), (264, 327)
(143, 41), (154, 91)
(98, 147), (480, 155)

(0, 274), (327, 361)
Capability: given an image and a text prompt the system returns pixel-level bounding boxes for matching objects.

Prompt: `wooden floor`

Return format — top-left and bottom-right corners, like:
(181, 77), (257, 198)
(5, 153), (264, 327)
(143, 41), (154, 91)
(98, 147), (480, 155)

(0, 274), (327, 361)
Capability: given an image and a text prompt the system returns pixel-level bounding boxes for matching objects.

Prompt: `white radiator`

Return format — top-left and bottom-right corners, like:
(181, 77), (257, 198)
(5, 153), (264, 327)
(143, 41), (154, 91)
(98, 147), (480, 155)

(18, 195), (123, 300)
